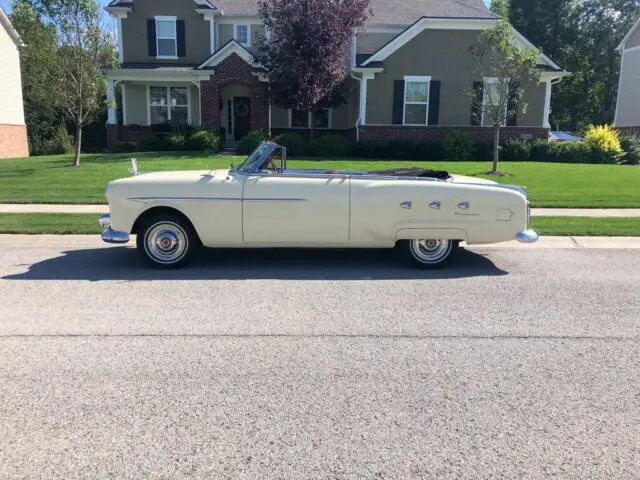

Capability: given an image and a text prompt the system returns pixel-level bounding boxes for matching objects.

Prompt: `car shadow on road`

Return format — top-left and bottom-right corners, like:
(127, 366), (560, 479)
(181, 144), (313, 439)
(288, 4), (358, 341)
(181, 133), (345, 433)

(3, 246), (507, 281)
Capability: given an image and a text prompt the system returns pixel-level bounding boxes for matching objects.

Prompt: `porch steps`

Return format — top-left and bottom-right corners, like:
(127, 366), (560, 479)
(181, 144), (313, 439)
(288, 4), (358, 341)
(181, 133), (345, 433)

(220, 141), (238, 156)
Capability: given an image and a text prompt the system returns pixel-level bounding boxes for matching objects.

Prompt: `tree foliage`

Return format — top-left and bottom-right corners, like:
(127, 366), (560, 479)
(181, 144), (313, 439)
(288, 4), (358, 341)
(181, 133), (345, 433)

(509, 0), (640, 130)
(258, 0), (370, 141)
(490, 0), (510, 18)
(468, 20), (541, 173)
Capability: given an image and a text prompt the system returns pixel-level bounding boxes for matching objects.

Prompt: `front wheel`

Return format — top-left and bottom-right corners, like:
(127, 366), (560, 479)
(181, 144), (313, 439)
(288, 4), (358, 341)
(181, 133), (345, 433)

(397, 239), (458, 269)
(136, 213), (199, 269)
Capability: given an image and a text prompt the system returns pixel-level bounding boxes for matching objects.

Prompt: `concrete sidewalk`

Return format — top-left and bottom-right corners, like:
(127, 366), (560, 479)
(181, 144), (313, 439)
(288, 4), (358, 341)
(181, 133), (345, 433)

(1, 234), (639, 249)
(1, 204), (640, 217)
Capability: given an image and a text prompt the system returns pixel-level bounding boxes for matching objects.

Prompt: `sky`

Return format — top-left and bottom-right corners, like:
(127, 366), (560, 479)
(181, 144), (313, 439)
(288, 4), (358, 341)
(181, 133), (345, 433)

(2, 0), (493, 15)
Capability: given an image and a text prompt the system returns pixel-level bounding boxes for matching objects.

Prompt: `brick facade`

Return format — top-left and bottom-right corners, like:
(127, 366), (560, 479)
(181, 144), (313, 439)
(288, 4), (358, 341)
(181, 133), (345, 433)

(0, 124), (29, 159)
(359, 125), (550, 143)
(201, 53), (269, 134)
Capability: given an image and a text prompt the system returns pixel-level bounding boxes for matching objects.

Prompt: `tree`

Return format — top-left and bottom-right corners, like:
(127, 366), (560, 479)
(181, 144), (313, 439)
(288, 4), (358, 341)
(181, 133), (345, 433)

(468, 20), (540, 174)
(509, 0), (640, 129)
(258, 0), (370, 143)
(30, 0), (117, 166)
(490, 0), (510, 18)
(10, 1), (65, 155)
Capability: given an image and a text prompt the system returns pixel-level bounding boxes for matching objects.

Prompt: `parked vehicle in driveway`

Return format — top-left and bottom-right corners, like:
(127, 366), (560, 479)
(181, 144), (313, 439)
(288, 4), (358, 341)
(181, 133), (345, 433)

(99, 142), (537, 269)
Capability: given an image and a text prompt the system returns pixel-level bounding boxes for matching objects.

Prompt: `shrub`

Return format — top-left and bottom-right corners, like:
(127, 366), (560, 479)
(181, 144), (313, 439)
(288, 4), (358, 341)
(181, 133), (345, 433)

(442, 131), (474, 161)
(111, 141), (135, 154)
(619, 134), (640, 165)
(529, 140), (551, 162)
(414, 141), (443, 161)
(135, 134), (166, 152)
(31, 125), (75, 155)
(310, 134), (352, 157)
(237, 131), (270, 155)
(184, 130), (220, 152)
(274, 133), (307, 156)
(583, 125), (623, 164)
(501, 139), (533, 162)
(352, 140), (381, 158)
(165, 134), (185, 151)
(473, 142), (494, 162)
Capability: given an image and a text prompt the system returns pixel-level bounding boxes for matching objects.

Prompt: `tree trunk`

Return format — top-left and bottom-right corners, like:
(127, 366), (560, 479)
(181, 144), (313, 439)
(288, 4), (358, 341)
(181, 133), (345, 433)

(309, 106), (316, 146)
(73, 125), (82, 167)
(492, 125), (500, 173)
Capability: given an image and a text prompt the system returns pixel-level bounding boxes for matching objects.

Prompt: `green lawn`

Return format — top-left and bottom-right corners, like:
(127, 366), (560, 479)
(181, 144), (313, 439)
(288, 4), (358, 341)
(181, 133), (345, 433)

(0, 152), (639, 207)
(1, 213), (639, 237)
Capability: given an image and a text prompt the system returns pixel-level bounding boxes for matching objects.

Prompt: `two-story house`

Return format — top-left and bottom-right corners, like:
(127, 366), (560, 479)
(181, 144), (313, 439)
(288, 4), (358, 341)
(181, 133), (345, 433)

(614, 18), (640, 134)
(105, 0), (568, 148)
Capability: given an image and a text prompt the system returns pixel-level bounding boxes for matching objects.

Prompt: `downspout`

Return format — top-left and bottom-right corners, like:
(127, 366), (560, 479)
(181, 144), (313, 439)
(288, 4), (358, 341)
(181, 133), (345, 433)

(350, 73), (362, 142)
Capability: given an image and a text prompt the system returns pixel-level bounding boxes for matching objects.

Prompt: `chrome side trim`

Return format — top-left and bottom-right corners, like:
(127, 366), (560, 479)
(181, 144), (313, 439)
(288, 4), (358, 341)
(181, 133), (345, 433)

(515, 230), (539, 243)
(128, 197), (242, 202)
(243, 198), (307, 203)
(400, 201), (412, 210)
(429, 201), (441, 210)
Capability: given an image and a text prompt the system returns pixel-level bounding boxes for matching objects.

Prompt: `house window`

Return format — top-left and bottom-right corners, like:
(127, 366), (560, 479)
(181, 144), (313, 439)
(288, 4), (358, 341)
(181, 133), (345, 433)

(482, 77), (508, 126)
(156, 16), (177, 58)
(234, 24), (251, 48)
(149, 86), (189, 125)
(403, 76), (430, 125)
(290, 109), (331, 129)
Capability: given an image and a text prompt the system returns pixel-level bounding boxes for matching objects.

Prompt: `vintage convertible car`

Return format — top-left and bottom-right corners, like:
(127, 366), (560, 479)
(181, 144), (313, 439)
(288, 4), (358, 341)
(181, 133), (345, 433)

(99, 141), (537, 269)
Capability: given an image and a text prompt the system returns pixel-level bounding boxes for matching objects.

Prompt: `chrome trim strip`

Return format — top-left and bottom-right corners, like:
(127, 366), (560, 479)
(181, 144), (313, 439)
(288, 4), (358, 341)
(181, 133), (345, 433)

(128, 197), (242, 202)
(243, 198), (307, 203)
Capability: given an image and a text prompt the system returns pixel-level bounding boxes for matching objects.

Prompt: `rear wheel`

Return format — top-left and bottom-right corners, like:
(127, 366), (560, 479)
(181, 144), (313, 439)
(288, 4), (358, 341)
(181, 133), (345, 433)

(136, 213), (199, 269)
(397, 239), (458, 269)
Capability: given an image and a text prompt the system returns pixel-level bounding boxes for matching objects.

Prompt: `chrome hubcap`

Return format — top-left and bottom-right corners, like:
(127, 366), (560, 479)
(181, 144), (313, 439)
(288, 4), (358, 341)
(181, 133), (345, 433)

(145, 222), (188, 264)
(409, 239), (452, 264)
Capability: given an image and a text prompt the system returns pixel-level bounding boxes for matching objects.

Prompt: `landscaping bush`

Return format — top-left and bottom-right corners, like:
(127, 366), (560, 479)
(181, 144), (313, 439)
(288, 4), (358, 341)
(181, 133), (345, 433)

(442, 131), (474, 161)
(351, 140), (381, 158)
(473, 141), (493, 162)
(165, 134), (185, 151)
(413, 141), (443, 161)
(274, 133), (307, 156)
(237, 131), (270, 155)
(619, 134), (640, 165)
(31, 125), (75, 155)
(501, 139), (533, 162)
(583, 125), (623, 164)
(111, 141), (135, 154)
(184, 130), (220, 152)
(135, 134), (166, 152)
(309, 134), (352, 157)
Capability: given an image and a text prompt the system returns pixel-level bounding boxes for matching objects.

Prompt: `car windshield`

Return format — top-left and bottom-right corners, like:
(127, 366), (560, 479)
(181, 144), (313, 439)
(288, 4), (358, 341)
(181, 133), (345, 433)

(236, 142), (279, 174)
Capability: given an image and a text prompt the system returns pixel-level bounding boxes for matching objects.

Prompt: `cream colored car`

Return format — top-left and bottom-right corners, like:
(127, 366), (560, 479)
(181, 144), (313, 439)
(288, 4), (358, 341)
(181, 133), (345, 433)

(100, 141), (537, 269)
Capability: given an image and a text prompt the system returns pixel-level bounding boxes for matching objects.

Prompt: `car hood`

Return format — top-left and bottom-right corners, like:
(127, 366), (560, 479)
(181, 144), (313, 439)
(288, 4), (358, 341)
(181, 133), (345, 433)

(449, 174), (498, 185)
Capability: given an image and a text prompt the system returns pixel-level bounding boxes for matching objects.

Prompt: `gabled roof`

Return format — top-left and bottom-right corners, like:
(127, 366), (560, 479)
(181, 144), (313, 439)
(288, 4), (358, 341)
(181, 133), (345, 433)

(0, 7), (24, 48)
(195, 39), (260, 69)
(361, 16), (565, 74)
(617, 17), (640, 51)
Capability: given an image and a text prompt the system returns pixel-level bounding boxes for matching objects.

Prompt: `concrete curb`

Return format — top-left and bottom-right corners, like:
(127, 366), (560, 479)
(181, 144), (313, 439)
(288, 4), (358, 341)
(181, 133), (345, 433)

(2, 234), (640, 249)
(2, 204), (640, 217)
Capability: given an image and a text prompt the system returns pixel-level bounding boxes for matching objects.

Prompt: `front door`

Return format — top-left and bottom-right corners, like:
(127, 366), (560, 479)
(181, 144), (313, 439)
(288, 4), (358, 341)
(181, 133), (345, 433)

(233, 97), (251, 141)
(242, 174), (350, 246)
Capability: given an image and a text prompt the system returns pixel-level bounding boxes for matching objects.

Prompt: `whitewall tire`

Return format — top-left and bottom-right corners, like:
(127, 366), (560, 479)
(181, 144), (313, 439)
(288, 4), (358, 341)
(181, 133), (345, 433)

(397, 239), (458, 269)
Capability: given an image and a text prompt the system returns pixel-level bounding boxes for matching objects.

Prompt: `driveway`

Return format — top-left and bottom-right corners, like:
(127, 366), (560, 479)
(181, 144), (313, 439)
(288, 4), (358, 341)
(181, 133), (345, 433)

(1, 244), (639, 478)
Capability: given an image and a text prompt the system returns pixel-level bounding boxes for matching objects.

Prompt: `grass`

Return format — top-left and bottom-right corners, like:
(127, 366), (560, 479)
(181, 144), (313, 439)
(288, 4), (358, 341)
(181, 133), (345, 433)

(0, 152), (639, 207)
(1, 213), (639, 237)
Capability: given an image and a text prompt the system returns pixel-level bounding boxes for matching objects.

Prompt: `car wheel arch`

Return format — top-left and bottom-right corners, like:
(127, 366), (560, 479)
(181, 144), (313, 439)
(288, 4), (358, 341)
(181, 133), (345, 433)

(131, 206), (202, 245)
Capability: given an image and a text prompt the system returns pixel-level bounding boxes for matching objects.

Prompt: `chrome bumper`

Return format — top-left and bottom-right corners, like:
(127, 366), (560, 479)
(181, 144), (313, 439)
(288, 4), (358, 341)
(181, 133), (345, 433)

(515, 229), (539, 243)
(99, 214), (130, 244)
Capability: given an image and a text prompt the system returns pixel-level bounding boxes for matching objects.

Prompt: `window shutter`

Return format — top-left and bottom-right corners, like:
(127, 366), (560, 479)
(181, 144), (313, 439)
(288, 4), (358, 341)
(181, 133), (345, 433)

(428, 80), (441, 125)
(392, 80), (405, 125)
(471, 81), (483, 126)
(147, 19), (157, 57)
(507, 81), (519, 127)
(177, 20), (186, 57)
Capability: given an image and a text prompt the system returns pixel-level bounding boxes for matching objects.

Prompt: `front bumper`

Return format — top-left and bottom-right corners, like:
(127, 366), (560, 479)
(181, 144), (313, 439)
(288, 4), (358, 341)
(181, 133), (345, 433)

(515, 230), (539, 243)
(99, 214), (130, 244)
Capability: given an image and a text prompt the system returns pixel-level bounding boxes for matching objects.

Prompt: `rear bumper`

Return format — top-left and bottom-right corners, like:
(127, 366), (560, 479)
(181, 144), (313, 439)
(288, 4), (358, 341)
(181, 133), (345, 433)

(99, 214), (130, 244)
(515, 230), (539, 243)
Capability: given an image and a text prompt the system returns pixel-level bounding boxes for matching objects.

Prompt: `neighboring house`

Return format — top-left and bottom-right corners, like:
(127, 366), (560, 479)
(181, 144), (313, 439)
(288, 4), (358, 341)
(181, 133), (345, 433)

(104, 0), (568, 148)
(614, 18), (640, 135)
(0, 8), (28, 158)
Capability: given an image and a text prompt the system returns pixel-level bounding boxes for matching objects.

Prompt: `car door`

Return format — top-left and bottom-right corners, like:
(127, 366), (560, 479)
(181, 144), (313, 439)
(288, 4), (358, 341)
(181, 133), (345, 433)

(242, 173), (350, 246)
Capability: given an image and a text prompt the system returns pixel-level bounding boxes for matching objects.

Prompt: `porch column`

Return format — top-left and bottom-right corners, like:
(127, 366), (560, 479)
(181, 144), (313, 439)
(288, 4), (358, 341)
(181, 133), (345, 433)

(543, 80), (552, 128)
(360, 72), (374, 125)
(106, 79), (116, 125)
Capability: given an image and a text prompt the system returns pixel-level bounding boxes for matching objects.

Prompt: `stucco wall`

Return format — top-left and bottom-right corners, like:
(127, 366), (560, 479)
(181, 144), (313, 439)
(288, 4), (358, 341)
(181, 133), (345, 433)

(121, 0), (210, 64)
(365, 29), (547, 127)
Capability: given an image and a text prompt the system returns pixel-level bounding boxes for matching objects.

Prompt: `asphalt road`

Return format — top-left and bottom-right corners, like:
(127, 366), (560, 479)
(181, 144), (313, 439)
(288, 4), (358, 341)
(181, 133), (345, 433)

(1, 243), (639, 479)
